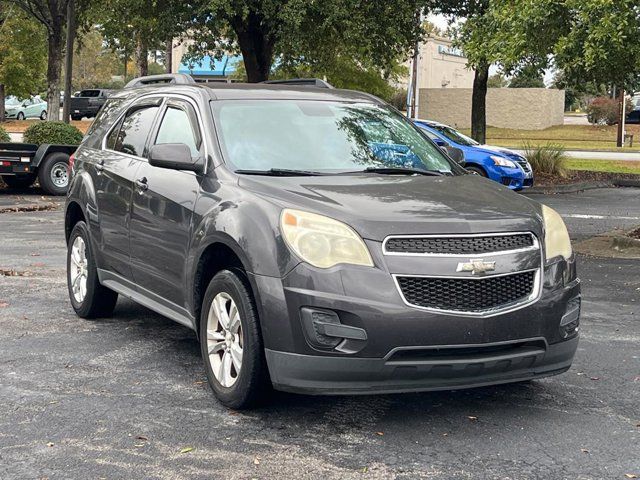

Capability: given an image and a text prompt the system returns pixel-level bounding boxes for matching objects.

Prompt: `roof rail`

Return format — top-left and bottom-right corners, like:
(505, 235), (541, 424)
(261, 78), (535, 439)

(124, 73), (196, 89)
(261, 78), (334, 89)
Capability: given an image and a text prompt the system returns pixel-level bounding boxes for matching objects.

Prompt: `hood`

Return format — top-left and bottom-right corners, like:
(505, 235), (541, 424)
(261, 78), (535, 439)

(479, 144), (526, 160)
(239, 173), (543, 241)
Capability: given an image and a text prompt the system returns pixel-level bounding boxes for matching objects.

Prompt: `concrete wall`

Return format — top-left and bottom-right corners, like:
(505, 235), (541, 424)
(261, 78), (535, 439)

(418, 88), (565, 130)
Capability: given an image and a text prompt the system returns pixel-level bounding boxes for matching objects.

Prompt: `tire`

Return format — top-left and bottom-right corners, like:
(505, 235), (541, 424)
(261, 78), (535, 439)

(200, 270), (270, 409)
(38, 152), (70, 195)
(67, 221), (118, 319)
(16, 112), (24, 120)
(2, 174), (36, 190)
(466, 165), (487, 177)
(40, 110), (47, 120)
(71, 114), (82, 121)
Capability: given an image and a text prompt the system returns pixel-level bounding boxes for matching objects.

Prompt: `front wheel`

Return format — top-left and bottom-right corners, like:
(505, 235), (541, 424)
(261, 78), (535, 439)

(466, 165), (487, 177)
(16, 112), (24, 120)
(200, 270), (269, 409)
(67, 221), (118, 318)
(38, 152), (70, 195)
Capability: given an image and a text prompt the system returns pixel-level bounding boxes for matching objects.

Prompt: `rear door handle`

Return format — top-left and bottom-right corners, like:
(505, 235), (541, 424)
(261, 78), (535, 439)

(135, 177), (148, 192)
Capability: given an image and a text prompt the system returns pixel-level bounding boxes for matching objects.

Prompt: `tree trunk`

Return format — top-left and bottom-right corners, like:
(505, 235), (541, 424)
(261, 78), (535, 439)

(46, 28), (64, 121)
(136, 34), (149, 77)
(0, 84), (5, 123)
(62, 0), (75, 124)
(165, 38), (173, 73)
(471, 61), (489, 144)
(231, 13), (274, 82)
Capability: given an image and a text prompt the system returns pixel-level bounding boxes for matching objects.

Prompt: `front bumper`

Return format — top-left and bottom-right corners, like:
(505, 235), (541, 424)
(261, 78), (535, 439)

(266, 335), (578, 395)
(483, 163), (533, 190)
(252, 252), (580, 395)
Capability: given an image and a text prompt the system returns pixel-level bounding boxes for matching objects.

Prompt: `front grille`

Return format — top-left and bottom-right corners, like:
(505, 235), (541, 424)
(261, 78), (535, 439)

(396, 270), (537, 312)
(385, 234), (534, 255)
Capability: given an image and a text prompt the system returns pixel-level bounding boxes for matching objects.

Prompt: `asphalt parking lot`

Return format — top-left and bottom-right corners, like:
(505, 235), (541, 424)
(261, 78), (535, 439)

(0, 186), (638, 479)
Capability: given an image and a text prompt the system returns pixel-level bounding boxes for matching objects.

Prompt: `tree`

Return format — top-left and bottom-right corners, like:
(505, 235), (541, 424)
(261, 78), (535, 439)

(187, 1), (425, 83)
(8, 0), (71, 120)
(508, 65), (544, 88)
(487, 73), (508, 88)
(71, 28), (122, 89)
(425, 0), (497, 143)
(0, 5), (47, 120)
(489, 0), (640, 145)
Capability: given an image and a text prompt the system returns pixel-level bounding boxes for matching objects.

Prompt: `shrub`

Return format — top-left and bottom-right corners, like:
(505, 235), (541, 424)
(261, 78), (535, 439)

(23, 121), (84, 145)
(0, 126), (10, 143)
(389, 88), (408, 111)
(523, 142), (568, 177)
(586, 96), (633, 125)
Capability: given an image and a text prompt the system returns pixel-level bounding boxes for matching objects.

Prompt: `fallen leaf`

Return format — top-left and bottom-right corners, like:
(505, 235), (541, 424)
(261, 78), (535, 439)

(46, 442), (54, 447)
(580, 448), (589, 454)
(194, 381), (205, 385)
(254, 457), (261, 465)
(624, 474), (638, 479)
(362, 467), (368, 473)
(375, 432), (384, 436)
(136, 435), (148, 441)
(134, 443), (145, 448)
(468, 416), (478, 422)
(0, 302), (8, 308)
(30, 253), (41, 256)
(443, 433), (449, 436)
(590, 377), (600, 381)
(180, 447), (194, 454)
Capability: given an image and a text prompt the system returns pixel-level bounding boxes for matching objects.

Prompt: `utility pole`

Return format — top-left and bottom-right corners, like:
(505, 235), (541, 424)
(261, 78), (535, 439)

(166, 39), (173, 73)
(62, 0), (75, 124)
(617, 88), (624, 148)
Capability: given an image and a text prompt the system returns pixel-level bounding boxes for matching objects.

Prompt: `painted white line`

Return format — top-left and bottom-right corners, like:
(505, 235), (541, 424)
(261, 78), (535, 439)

(565, 214), (640, 220)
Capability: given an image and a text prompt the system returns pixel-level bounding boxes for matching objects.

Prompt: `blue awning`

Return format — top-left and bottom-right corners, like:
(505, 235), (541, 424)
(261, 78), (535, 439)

(178, 54), (242, 77)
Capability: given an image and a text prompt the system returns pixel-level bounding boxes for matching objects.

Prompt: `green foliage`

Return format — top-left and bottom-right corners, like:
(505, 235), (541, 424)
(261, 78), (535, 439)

(0, 8), (47, 98)
(508, 66), (545, 88)
(0, 125), (10, 142)
(488, 73), (508, 88)
(187, 0), (424, 82)
(73, 28), (123, 90)
(389, 89), (408, 111)
(586, 97), (633, 126)
(23, 122), (84, 146)
(522, 142), (568, 177)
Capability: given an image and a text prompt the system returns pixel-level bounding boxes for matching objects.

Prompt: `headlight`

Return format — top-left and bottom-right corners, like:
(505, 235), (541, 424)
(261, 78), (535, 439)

(542, 204), (572, 261)
(490, 155), (517, 168)
(281, 209), (374, 268)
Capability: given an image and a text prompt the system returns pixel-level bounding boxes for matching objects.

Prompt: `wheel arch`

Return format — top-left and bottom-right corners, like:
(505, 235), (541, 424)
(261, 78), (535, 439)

(33, 144), (77, 168)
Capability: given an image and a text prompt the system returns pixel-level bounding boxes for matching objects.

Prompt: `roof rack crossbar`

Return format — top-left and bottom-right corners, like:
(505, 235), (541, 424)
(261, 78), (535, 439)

(261, 78), (334, 89)
(124, 73), (196, 89)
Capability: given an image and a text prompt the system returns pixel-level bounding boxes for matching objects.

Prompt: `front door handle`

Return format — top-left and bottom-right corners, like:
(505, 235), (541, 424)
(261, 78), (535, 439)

(135, 177), (148, 192)
(95, 159), (104, 172)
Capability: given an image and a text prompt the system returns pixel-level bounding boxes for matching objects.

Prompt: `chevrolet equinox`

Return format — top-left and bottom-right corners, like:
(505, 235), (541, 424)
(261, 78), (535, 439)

(65, 75), (580, 408)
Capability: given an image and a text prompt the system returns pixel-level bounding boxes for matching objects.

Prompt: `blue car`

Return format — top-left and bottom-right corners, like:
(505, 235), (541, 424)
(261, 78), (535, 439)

(414, 120), (534, 190)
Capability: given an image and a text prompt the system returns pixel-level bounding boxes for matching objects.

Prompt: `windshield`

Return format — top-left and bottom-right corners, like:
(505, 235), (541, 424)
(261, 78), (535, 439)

(432, 125), (479, 147)
(212, 100), (456, 174)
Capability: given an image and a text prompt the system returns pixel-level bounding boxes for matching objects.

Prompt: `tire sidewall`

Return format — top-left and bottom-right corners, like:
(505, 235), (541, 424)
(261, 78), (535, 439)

(17, 112), (24, 120)
(67, 221), (99, 317)
(40, 110), (47, 120)
(199, 270), (265, 408)
(38, 152), (70, 195)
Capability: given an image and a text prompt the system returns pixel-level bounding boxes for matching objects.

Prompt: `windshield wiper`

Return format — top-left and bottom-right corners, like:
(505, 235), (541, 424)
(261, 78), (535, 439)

(234, 168), (324, 176)
(360, 167), (444, 176)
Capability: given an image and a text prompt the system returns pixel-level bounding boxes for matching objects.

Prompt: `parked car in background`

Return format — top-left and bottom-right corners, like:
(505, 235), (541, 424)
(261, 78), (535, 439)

(5, 96), (48, 120)
(626, 108), (640, 124)
(414, 120), (534, 190)
(69, 89), (112, 120)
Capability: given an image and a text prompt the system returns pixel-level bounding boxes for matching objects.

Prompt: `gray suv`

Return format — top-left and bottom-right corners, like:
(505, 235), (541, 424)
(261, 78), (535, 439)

(65, 77), (580, 408)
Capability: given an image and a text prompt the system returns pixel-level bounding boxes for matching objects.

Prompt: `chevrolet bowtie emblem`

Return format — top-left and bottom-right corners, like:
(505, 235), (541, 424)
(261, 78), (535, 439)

(456, 259), (496, 275)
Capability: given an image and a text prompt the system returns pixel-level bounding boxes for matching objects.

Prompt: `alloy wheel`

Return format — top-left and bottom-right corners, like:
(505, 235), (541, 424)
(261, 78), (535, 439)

(206, 292), (243, 387)
(69, 236), (88, 303)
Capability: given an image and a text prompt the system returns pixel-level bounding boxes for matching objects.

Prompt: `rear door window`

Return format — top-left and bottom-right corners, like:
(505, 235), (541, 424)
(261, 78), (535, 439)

(113, 106), (160, 157)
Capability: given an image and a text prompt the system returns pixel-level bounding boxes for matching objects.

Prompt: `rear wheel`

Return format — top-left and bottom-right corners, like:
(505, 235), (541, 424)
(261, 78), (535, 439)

(2, 174), (36, 190)
(16, 112), (24, 120)
(200, 270), (269, 409)
(67, 221), (118, 318)
(38, 152), (70, 195)
(40, 110), (47, 120)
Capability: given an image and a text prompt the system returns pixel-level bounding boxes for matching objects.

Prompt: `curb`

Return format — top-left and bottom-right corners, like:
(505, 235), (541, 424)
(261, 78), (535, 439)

(526, 178), (640, 195)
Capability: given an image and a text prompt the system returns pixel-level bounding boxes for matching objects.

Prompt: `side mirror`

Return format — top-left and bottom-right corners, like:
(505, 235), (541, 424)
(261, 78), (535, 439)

(440, 145), (465, 165)
(149, 143), (203, 173)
